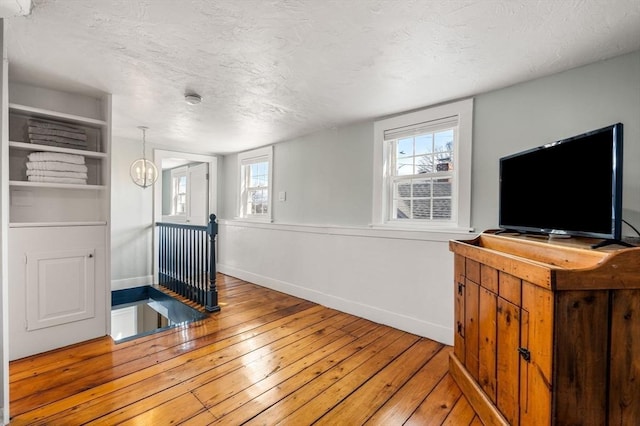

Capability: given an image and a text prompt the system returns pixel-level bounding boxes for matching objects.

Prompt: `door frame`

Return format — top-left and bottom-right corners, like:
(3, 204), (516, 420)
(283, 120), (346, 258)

(152, 149), (218, 284)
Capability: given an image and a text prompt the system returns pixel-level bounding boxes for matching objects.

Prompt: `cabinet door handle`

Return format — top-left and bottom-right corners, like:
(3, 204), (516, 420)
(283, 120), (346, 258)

(518, 347), (531, 362)
(88, 253), (93, 258)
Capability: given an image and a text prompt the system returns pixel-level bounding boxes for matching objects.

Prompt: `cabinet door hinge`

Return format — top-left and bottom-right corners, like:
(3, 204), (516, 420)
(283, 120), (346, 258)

(457, 282), (464, 295)
(518, 347), (531, 362)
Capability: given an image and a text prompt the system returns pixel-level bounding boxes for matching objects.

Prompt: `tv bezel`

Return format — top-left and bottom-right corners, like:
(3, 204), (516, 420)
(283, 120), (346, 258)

(498, 123), (623, 240)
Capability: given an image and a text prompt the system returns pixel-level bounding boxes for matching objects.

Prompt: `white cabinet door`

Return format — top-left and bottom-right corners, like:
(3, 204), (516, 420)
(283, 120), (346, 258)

(26, 249), (95, 331)
(9, 225), (107, 361)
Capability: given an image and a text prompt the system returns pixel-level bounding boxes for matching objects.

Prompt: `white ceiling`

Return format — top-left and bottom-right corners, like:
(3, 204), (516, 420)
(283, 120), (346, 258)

(4, 0), (640, 154)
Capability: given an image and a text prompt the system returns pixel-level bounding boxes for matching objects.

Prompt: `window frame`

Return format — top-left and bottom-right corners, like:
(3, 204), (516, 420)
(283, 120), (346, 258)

(372, 98), (474, 231)
(237, 146), (273, 222)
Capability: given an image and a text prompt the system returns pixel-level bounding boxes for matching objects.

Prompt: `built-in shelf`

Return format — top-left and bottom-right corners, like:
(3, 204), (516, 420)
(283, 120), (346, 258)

(8, 103), (108, 127)
(9, 180), (106, 190)
(9, 141), (108, 158)
(7, 83), (112, 361)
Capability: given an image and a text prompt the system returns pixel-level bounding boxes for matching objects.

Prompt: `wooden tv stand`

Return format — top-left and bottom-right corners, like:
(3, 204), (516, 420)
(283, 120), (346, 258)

(449, 231), (640, 425)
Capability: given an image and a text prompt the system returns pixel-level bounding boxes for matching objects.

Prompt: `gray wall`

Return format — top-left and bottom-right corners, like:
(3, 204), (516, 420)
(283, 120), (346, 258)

(221, 51), (640, 235)
(472, 51), (640, 233)
(111, 137), (154, 285)
(222, 122), (373, 226)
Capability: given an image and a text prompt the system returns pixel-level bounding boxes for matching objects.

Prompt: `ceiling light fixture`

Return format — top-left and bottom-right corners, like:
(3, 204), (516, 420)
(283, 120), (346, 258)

(185, 93), (202, 105)
(130, 126), (158, 188)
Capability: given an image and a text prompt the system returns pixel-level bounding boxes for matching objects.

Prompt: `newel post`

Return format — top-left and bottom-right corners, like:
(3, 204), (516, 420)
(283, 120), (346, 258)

(206, 213), (221, 312)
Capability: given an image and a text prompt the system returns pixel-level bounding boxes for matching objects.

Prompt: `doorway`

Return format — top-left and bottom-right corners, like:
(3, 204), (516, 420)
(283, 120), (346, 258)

(152, 150), (218, 285)
(161, 160), (208, 225)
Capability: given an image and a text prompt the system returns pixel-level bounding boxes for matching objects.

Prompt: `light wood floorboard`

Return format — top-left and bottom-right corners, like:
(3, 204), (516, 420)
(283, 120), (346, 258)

(9, 274), (481, 425)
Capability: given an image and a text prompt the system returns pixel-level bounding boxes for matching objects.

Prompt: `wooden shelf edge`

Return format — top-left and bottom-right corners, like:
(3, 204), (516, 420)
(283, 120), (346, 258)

(9, 141), (107, 158)
(9, 181), (106, 190)
(450, 239), (554, 289)
(9, 221), (107, 228)
(449, 353), (510, 426)
(9, 103), (108, 127)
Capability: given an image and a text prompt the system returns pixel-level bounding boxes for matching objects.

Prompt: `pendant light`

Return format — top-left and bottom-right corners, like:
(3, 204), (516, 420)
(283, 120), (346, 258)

(130, 126), (158, 188)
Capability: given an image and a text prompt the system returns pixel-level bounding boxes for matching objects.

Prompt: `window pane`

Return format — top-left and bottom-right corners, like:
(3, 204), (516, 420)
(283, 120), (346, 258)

(435, 160), (452, 172)
(396, 157), (414, 176)
(395, 181), (412, 198)
(397, 138), (413, 158)
(177, 176), (187, 194)
(412, 179), (432, 198)
(416, 155), (433, 174)
(433, 178), (452, 197)
(249, 161), (269, 188)
(176, 194), (186, 214)
(415, 134), (432, 155)
(248, 188), (268, 215)
(413, 199), (431, 219)
(394, 199), (411, 219)
(433, 199), (451, 219)
(434, 129), (454, 152)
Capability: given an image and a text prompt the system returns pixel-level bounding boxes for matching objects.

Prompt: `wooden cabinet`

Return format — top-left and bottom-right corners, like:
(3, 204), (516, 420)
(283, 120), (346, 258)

(449, 231), (640, 425)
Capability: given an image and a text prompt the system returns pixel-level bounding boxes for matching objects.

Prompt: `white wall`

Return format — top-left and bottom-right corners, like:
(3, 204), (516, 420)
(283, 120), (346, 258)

(110, 137), (154, 290)
(218, 51), (640, 346)
(219, 221), (461, 344)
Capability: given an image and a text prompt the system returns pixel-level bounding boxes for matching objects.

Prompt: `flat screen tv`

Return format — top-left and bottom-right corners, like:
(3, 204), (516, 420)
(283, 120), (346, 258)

(499, 123), (623, 241)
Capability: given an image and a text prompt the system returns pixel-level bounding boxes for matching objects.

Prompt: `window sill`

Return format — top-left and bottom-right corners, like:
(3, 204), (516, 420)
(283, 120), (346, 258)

(371, 222), (475, 235)
(233, 216), (273, 224)
(219, 219), (477, 242)
(162, 215), (187, 223)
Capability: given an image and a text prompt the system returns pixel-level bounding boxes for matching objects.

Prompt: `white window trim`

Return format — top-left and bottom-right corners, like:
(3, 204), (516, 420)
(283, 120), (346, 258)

(372, 98), (474, 232)
(237, 146), (273, 222)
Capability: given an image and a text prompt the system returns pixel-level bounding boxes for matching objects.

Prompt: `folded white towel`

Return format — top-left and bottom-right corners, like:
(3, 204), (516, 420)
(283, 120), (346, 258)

(28, 152), (86, 165)
(26, 169), (88, 179)
(26, 161), (88, 173)
(28, 176), (87, 185)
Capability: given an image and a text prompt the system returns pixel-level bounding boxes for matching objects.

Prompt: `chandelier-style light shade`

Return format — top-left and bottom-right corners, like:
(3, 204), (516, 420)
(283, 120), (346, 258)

(130, 126), (158, 188)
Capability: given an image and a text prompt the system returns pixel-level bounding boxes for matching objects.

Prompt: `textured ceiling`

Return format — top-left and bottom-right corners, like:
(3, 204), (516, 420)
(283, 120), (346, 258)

(5, 0), (640, 154)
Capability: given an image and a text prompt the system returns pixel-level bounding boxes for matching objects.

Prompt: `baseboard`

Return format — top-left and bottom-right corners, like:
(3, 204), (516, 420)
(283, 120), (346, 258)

(218, 263), (453, 345)
(111, 275), (154, 291)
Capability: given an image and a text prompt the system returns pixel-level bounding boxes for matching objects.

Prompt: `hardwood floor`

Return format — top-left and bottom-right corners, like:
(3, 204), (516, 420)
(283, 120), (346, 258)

(9, 274), (481, 425)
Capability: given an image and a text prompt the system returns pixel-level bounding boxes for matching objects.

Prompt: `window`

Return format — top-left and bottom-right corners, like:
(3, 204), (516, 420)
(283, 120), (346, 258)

(238, 146), (273, 221)
(171, 167), (188, 216)
(372, 98), (473, 230)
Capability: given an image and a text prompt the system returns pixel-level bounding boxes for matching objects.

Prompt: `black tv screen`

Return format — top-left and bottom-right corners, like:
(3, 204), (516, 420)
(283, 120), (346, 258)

(499, 123), (623, 240)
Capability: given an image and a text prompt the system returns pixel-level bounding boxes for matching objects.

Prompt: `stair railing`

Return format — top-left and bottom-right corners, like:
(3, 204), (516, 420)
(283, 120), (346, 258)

(156, 214), (220, 312)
